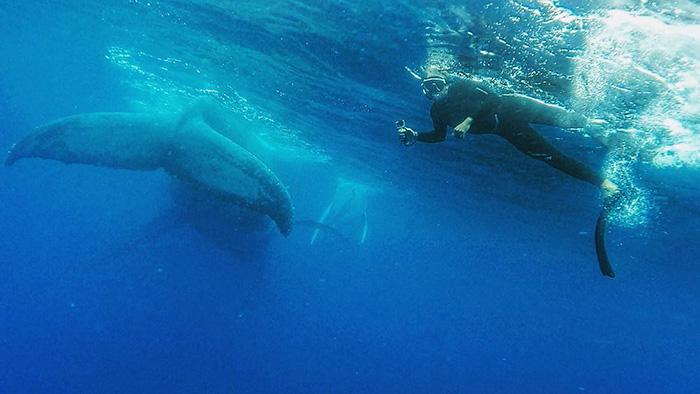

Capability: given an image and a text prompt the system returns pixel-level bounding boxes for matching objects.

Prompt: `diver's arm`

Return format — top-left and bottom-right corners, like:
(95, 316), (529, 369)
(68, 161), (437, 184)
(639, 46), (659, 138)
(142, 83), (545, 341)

(415, 108), (449, 143)
(397, 123), (447, 145)
(416, 122), (448, 143)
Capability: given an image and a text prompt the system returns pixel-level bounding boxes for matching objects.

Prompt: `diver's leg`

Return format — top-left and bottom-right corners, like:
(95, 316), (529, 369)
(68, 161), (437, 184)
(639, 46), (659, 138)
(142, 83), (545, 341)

(501, 94), (587, 128)
(498, 123), (605, 187)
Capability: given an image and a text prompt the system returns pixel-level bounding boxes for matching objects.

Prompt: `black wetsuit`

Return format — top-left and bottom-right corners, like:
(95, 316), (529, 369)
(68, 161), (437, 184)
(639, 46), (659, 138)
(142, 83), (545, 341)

(417, 80), (605, 187)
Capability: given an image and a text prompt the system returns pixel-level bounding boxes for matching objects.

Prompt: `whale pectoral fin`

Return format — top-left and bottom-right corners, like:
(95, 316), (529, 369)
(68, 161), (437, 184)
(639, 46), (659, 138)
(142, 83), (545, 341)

(5, 113), (172, 169)
(310, 201), (334, 245)
(361, 211), (368, 244)
(166, 120), (293, 235)
(6, 112), (293, 236)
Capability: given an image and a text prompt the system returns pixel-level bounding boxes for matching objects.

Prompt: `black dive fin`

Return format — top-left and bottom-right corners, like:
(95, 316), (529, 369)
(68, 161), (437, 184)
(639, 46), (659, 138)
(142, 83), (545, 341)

(594, 193), (622, 278)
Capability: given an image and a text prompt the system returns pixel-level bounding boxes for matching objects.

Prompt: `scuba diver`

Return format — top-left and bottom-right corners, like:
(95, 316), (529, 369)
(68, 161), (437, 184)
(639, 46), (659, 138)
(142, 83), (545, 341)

(397, 72), (619, 195)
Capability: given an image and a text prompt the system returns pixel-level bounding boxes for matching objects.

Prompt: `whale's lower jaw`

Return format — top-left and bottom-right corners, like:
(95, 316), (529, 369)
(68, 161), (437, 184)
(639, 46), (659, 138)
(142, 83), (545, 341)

(5, 112), (293, 236)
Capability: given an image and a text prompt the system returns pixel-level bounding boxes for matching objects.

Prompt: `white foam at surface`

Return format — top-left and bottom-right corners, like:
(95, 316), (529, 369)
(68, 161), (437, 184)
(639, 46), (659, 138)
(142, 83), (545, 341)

(573, 8), (700, 168)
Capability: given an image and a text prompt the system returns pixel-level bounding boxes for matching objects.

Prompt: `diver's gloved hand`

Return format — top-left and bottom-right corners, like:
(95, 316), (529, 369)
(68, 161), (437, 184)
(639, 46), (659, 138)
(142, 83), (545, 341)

(397, 126), (418, 146)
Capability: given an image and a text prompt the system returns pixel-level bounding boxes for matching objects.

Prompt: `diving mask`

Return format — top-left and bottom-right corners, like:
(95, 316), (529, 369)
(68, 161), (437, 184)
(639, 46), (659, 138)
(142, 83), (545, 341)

(421, 76), (447, 100)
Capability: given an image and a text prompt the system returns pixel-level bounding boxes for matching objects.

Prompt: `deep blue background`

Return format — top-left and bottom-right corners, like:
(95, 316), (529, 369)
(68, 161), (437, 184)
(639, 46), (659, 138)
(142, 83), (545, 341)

(1, 1), (699, 393)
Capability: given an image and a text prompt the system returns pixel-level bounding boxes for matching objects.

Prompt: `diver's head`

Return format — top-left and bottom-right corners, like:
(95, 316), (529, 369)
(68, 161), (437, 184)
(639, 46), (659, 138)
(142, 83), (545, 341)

(421, 75), (448, 101)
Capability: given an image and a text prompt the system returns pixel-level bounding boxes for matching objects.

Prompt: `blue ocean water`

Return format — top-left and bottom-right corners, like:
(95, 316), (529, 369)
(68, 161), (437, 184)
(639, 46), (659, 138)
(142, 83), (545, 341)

(1, 1), (699, 393)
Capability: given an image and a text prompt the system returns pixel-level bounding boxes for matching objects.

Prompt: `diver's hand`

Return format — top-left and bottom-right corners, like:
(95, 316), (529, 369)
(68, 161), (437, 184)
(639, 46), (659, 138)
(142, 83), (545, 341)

(397, 126), (418, 146)
(454, 117), (473, 139)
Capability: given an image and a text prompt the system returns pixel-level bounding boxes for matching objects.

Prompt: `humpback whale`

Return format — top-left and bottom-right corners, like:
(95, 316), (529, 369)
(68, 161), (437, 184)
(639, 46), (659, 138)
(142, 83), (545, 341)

(310, 180), (370, 245)
(5, 99), (293, 235)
